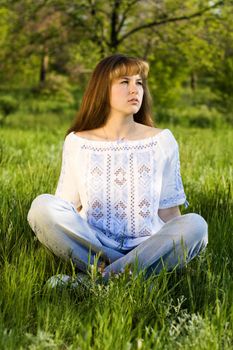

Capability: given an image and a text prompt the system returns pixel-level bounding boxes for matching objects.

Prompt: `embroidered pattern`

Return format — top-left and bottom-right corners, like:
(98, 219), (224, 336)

(84, 141), (158, 244)
(81, 141), (158, 152)
(159, 192), (186, 208)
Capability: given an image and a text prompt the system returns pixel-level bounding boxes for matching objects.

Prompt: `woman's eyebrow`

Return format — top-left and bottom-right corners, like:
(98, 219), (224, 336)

(119, 76), (142, 81)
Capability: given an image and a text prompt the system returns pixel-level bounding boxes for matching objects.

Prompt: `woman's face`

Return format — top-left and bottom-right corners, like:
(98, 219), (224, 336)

(109, 74), (144, 117)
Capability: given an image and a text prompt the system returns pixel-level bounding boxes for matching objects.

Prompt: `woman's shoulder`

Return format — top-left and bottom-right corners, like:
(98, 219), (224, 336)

(139, 124), (163, 138)
(65, 130), (93, 142)
(133, 124), (171, 142)
(63, 131), (85, 150)
(73, 130), (99, 141)
(137, 124), (173, 138)
(144, 126), (176, 143)
(153, 128), (178, 157)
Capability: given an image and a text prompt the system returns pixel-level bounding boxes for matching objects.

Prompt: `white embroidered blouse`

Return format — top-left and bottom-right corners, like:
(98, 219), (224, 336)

(55, 129), (188, 251)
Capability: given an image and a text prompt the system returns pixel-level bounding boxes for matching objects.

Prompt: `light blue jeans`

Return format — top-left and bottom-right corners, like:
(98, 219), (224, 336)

(27, 194), (208, 280)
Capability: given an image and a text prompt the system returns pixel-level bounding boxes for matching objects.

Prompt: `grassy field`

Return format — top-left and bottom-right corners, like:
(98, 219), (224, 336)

(0, 114), (232, 349)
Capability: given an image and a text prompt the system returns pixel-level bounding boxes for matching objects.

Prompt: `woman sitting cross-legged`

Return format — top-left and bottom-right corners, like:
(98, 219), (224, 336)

(27, 53), (208, 285)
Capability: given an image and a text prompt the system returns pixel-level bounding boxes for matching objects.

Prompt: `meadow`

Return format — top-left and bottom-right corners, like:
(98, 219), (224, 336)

(0, 111), (232, 349)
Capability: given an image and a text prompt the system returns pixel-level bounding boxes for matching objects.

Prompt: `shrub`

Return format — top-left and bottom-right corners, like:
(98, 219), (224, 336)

(34, 74), (75, 105)
(155, 105), (223, 128)
(0, 95), (18, 125)
(27, 99), (73, 115)
(187, 105), (222, 128)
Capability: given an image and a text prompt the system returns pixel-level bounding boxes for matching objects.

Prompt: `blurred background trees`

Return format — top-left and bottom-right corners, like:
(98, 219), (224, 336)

(0, 0), (232, 127)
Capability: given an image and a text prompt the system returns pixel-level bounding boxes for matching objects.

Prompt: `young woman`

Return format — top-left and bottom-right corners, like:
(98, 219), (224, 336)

(27, 54), (208, 282)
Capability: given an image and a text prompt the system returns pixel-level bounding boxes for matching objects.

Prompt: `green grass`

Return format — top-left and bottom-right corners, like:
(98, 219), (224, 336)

(0, 115), (232, 349)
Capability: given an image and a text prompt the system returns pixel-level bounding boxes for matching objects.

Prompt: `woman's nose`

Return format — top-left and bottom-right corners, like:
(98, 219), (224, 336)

(129, 84), (138, 94)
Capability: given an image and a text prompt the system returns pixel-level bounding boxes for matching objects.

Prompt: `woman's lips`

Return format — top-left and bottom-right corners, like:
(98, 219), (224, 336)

(128, 98), (139, 104)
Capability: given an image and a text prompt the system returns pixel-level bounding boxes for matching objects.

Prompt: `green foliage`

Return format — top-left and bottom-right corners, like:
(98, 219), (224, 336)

(156, 105), (223, 128)
(34, 73), (75, 105)
(0, 0), (232, 123)
(0, 95), (18, 116)
(0, 95), (18, 125)
(188, 105), (221, 128)
(149, 59), (187, 110)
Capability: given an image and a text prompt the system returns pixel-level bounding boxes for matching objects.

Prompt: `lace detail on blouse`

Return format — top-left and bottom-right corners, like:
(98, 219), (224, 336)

(159, 192), (186, 208)
(81, 140), (158, 152)
(84, 141), (158, 246)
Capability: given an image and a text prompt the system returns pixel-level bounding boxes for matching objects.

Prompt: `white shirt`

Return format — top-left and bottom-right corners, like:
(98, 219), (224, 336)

(55, 129), (188, 251)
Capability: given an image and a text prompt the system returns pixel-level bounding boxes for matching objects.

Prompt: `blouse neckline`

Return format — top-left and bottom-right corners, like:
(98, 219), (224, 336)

(70, 129), (169, 145)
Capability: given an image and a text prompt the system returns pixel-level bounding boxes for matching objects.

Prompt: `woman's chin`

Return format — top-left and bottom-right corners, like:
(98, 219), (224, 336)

(126, 106), (140, 115)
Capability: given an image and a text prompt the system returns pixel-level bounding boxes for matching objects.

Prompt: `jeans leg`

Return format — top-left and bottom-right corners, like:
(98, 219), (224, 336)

(27, 194), (124, 272)
(103, 213), (208, 279)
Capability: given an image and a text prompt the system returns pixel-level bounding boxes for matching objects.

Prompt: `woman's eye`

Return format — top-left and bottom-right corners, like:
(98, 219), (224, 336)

(119, 80), (143, 85)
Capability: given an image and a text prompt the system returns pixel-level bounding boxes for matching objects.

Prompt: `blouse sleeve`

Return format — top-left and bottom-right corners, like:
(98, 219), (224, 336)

(159, 131), (188, 209)
(55, 134), (81, 208)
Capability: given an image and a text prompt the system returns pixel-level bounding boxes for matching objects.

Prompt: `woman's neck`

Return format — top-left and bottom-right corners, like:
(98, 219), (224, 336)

(102, 116), (136, 140)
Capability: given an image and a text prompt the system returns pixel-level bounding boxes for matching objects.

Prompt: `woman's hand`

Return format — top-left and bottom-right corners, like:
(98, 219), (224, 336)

(158, 206), (181, 223)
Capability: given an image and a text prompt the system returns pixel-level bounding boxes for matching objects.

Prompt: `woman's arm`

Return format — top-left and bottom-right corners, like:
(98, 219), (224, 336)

(158, 131), (188, 220)
(158, 206), (181, 223)
(55, 135), (82, 208)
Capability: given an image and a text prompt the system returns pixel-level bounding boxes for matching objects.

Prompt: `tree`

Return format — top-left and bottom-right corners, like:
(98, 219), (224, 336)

(2, 0), (85, 85)
(61, 0), (224, 53)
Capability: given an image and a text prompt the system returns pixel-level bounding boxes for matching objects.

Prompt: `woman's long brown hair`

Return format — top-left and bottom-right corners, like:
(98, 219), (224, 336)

(66, 54), (155, 136)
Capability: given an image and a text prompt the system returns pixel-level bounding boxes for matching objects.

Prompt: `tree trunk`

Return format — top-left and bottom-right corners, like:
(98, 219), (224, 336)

(39, 53), (49, 84)
(110, 0), (121, 52)
(190, 71), (197, 91)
